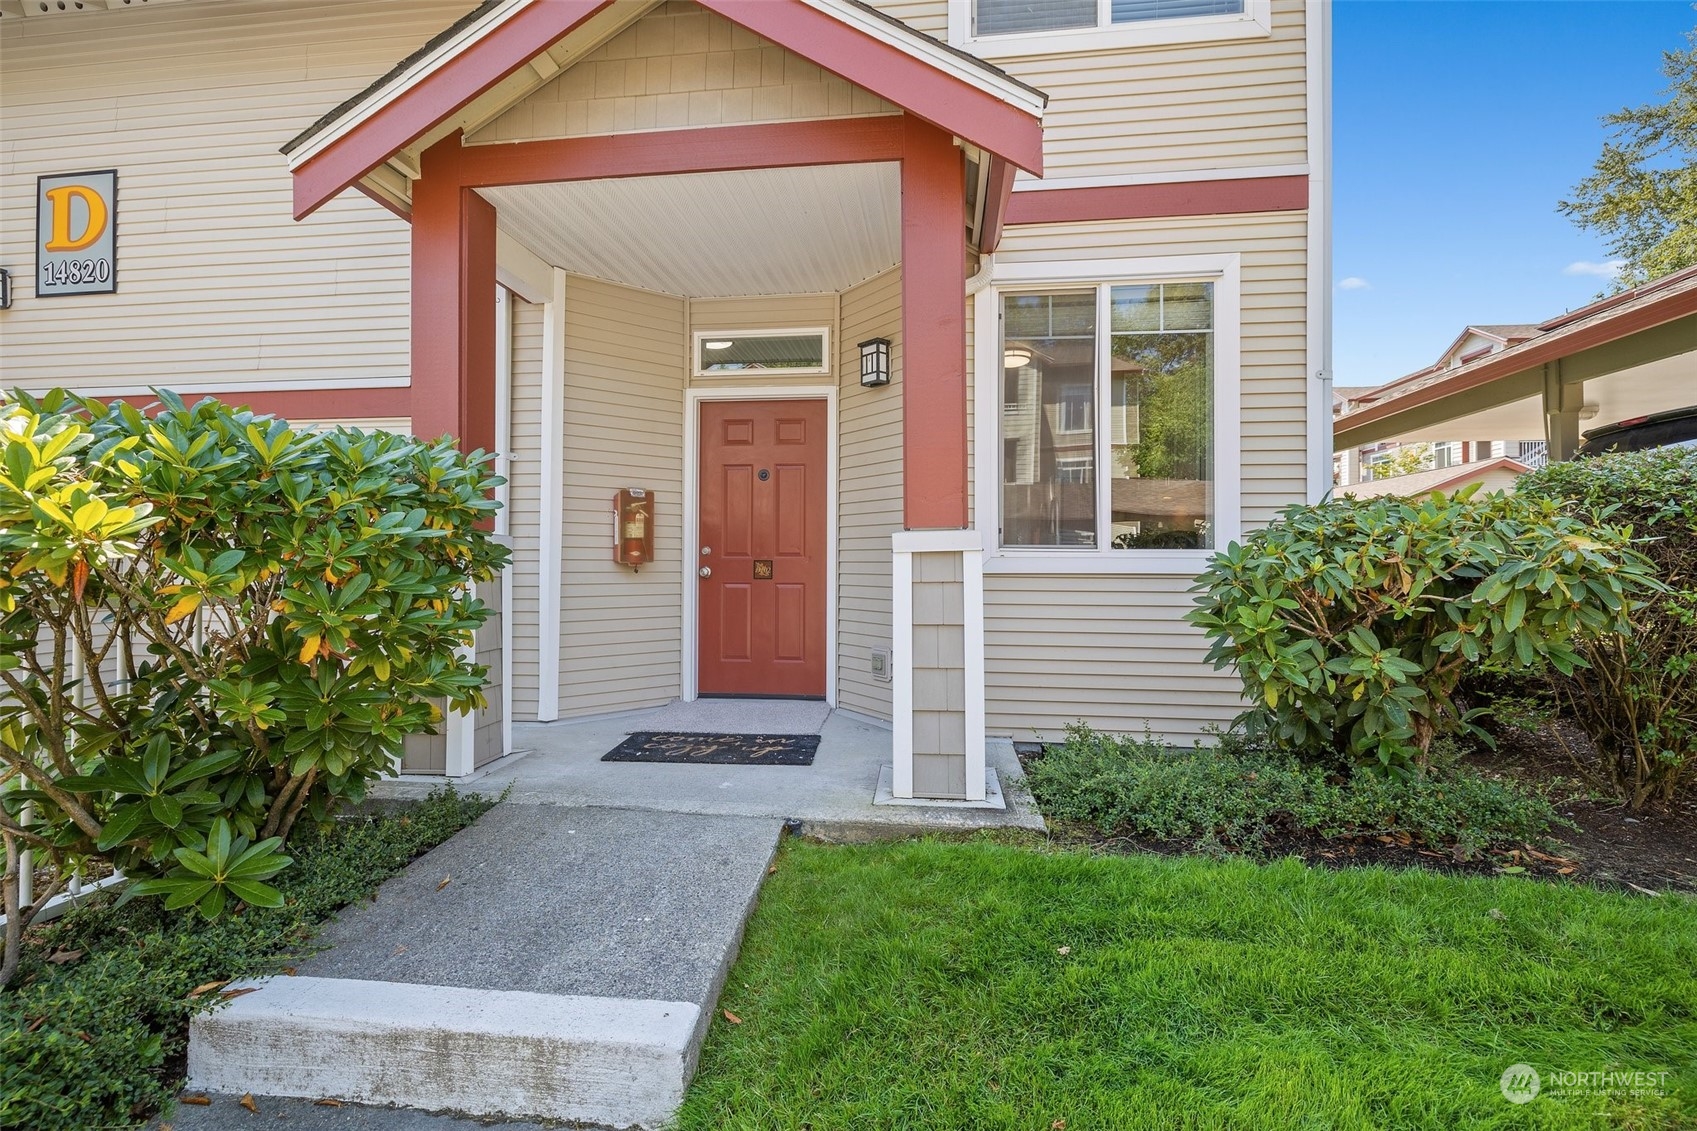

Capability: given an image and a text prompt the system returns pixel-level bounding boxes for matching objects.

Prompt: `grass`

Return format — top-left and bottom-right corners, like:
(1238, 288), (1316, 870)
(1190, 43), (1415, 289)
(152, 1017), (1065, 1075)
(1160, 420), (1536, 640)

(675, 837), (1697, 1131)
(0, 788), (495, 1131)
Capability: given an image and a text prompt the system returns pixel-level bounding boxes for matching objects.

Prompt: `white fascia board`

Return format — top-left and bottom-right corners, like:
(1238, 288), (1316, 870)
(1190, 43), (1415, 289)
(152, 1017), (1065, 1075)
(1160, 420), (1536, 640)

(800, 0), (1046, 119)
(285, 0), (532, 171)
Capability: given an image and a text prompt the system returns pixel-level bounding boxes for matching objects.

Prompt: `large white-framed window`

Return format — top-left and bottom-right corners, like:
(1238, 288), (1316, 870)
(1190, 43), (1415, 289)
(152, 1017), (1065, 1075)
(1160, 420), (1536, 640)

(949, 0), (1272, 58)
(691, 327), (831, 377)
(976, 254), (1242, 574)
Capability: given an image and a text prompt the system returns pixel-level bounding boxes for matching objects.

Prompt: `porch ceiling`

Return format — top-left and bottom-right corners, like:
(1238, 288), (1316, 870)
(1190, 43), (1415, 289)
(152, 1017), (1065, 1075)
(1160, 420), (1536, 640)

(482, 162), (899, 297)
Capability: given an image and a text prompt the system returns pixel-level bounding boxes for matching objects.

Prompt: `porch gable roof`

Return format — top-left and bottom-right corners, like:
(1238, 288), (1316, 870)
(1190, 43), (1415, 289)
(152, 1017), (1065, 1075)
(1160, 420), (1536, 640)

(283, 0), (1048, 221)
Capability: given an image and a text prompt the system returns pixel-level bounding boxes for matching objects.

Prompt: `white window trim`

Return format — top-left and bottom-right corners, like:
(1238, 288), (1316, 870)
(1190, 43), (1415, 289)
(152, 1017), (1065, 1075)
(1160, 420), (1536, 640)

(948, 0), (1272, 60)
(975, 253), (1243, 576)
(691, 327), (832, 378)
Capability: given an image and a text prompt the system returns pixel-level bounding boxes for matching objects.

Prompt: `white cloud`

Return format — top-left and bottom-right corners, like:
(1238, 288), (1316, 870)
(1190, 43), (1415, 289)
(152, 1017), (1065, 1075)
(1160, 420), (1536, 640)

(1337, 276), (1372, 291)
(1563, 259), (1626, 279)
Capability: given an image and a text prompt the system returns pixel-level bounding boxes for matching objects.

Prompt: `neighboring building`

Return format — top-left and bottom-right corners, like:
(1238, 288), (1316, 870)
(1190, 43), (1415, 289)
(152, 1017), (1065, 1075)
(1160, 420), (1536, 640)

(1332, 326), (1548, 492)
(1335, 266), (1697, 481)
(1, 0), (1332, 800)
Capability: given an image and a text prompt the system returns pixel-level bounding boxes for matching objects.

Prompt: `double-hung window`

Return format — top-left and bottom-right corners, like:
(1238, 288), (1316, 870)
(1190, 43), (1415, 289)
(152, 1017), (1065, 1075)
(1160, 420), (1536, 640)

(997, 274), (1233, 556)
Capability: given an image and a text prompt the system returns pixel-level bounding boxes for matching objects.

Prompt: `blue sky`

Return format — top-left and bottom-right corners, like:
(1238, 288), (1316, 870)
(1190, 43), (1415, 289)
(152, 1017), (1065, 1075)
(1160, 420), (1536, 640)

(1332, 0), (1696, 386)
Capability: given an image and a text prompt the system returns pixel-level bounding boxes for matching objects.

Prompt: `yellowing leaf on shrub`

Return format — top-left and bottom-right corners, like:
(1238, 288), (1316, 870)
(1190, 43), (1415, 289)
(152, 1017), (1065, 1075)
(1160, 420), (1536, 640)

(299, 634), (322, 664)
(1263, 685), (1278, 708)
(165, 593), (202, 625)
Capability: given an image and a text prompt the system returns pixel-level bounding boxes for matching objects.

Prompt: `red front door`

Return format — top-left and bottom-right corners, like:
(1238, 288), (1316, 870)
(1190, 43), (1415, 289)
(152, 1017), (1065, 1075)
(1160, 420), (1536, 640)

(697, 399), (828, 698)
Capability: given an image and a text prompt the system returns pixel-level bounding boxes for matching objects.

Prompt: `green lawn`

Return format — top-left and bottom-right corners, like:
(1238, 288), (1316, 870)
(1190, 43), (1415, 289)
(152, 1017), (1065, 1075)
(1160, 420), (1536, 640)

(676, 838), (1697, 1131)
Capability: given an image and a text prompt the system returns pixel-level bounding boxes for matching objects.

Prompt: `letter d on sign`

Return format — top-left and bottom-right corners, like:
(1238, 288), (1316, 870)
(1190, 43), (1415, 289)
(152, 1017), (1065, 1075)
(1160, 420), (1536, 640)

(43, 184), (109, 252)
(37, 170), (118, 296)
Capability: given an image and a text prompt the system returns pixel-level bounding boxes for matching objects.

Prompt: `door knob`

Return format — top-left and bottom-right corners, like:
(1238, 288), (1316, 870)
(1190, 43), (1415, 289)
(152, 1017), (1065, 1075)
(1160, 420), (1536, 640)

(699, 566), (712, 578)
(701, 546), (712, 556)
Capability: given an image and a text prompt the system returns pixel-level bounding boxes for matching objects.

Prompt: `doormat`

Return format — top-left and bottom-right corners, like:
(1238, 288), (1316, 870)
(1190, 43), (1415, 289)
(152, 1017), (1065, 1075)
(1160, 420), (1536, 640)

(602, 732), (820, 766)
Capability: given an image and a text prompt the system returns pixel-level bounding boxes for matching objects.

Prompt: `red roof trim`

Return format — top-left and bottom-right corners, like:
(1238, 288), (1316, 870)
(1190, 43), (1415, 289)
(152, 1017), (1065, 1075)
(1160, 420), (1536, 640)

(105, 387), (410, 422)
(449, 116), (906, 188)
(293, 1), (613, 219)
(695, 0), (1042, 175)
(292, 0), (1042, 219)
(1006, 174), (1307, 226)
(978, 155), (1017, 254)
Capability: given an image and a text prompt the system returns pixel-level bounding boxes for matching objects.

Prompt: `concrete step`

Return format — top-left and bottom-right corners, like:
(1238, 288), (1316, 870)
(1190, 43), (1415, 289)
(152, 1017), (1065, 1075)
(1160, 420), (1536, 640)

(188, 976), (698, 1129)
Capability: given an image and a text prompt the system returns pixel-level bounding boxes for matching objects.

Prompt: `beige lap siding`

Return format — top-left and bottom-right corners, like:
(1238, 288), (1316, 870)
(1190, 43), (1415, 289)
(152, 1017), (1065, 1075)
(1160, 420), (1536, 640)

(836, 267), (903, 720)
(557, 276), (687, 717)
(982, 210), (1308, 742)
(469, 0), (896, 146)
(0, 0), (473, 392)
(862, 0), (1307, 184)
(984, 574), (1247, 743)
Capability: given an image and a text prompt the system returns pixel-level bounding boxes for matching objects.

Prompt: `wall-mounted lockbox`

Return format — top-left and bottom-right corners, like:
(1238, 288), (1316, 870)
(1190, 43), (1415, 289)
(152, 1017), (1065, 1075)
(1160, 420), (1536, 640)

(613, 488), (654, 568)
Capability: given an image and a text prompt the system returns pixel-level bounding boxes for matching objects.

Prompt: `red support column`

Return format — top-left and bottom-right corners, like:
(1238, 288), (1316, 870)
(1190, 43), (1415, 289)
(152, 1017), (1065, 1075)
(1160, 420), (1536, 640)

(900, 116), (968, 530)
(411, 133), (497, 453)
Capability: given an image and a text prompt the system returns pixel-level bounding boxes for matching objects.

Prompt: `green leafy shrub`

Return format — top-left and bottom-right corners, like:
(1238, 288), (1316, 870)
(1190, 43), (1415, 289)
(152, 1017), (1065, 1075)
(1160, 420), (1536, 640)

(1186, 488), (1658, 774)
(1518, 446), (1697, 807)
(0, 389), (508, 984)
(0, 788), (493, 1131)
(1025, 725), (1561, 859)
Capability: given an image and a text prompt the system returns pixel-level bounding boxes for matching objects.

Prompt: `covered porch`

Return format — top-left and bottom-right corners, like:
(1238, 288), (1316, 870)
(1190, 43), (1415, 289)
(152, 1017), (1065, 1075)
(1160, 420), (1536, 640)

(283, 0), (1047, 801)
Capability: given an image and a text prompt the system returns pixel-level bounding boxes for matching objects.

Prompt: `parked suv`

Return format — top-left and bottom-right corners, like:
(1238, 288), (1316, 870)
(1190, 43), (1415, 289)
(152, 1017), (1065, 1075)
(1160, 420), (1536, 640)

(1578, 404), (1697, 456)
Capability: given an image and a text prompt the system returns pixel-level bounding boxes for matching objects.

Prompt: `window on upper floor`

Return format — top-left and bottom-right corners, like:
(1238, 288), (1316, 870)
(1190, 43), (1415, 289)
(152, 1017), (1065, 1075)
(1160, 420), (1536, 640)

(955, 0), (1271, 58)
(974, 0), (1245, 37)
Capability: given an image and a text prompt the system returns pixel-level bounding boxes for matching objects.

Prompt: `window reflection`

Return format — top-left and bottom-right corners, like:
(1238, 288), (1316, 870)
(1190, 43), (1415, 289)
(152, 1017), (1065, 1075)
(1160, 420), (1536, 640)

(1000, 292), (1096, 547)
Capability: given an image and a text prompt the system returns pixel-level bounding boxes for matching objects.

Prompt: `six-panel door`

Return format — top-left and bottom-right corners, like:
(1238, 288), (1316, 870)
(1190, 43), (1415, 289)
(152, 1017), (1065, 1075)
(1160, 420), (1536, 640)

(697, 399), (829, 698)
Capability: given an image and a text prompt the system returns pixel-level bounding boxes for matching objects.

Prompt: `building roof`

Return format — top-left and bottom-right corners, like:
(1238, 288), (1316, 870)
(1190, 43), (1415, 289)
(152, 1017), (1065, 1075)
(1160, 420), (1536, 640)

(1335, 263), (1697, 445)
(1338, 457), (1530, 499)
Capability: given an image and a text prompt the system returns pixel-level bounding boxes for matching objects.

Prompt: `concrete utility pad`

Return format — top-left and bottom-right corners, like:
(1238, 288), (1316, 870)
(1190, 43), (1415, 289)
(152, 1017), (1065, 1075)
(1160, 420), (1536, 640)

(299, 804), (782, 1005)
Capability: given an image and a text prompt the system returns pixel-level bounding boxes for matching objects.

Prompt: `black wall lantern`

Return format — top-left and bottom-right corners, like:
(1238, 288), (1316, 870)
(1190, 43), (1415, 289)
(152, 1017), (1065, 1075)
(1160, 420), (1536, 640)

(858, 337), (891, 388)
(0, 269), (11, 311)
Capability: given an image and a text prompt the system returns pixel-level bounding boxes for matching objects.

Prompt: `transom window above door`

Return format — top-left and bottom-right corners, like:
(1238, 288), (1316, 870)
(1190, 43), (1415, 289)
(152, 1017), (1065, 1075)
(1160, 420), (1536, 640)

(693, 329), (830, 377)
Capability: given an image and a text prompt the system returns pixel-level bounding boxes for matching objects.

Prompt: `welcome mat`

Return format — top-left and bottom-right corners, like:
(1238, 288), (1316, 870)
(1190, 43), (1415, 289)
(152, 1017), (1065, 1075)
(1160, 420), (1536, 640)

(602, 732), (821, 766)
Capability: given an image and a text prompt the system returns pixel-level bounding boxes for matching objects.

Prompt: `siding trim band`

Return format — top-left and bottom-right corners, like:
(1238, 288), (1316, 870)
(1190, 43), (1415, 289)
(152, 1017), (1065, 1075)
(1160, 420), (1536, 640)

(1006, 174), (1309, 227)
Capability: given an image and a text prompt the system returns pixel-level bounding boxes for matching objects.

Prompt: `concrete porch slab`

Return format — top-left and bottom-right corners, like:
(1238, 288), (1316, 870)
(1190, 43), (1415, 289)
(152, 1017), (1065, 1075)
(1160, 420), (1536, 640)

(375, 708), (1046, 837)
(874, 765), (1007, 809)
(636, 696), (831, 734)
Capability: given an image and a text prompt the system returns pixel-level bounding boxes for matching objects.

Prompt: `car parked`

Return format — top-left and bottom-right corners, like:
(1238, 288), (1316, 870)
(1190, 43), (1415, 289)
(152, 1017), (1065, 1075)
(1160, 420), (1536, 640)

(1578, 404), (1697, 456)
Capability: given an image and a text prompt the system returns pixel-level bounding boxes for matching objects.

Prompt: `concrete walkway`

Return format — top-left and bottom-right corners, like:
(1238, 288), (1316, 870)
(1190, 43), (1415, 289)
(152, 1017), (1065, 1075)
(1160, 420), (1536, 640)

(183, 805), (782, 1128)
(176, 703), (1044, 1128)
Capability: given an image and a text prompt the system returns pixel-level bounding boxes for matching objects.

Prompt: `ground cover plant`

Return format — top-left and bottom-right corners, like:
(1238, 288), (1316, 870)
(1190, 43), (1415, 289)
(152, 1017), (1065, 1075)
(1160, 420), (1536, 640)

(1186, 488), (1658, 775)
(1517, 446), (1697, 809)
(677, 837), (1696, 1131)
(0, 788), (493, 1131)
(1024, 724), (1562, 861)
(0, 389), (508, 984)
